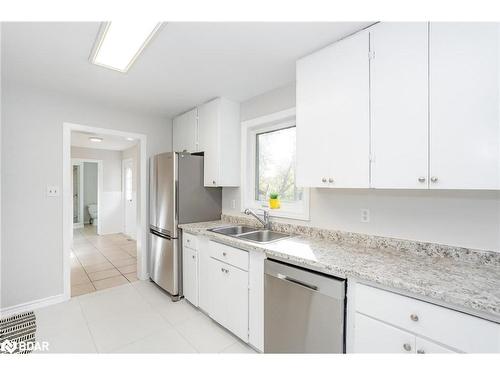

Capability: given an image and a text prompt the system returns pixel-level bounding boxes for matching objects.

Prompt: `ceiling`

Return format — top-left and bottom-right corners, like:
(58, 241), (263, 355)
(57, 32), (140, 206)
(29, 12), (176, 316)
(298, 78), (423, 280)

(2, 22), (373, 118)
(71, 131), (138, 151)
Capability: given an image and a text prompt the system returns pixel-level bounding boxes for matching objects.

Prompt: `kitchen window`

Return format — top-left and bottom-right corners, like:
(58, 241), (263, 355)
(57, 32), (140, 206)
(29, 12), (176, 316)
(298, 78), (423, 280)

(242, 108), (310, 220)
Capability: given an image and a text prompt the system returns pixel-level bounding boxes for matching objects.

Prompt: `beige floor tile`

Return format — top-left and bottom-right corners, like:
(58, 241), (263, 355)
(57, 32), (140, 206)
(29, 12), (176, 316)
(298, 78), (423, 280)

(78, 254), (108, 266)
(83, 261), (115, 274)
(118, 264), (137, 274)
(71, 269), (91, 286)
(88, 268), (121, 281)
(110, 257), (137, 268)
(93, 275), (129, 290)
(71, 282), (96, 297)
(124, 273), (138, 282)
(104, 250), (133, 261)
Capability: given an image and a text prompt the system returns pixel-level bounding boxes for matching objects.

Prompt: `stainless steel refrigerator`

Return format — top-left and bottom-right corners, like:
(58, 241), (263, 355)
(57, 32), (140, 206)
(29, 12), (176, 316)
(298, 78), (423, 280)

(149, 152), (222, 300)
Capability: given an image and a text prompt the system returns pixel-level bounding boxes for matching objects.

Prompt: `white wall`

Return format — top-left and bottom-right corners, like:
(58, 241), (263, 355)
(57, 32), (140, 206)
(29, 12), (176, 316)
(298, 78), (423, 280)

(72, 147), (123, 234)
(1, 83), (172, 310)
(82, 162), (97, 224)
(223, 82), (500, 252)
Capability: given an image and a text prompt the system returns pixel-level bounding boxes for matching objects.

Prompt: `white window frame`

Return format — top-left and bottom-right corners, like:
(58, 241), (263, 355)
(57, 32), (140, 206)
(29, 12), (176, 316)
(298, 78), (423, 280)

(241, 108), (310, 221)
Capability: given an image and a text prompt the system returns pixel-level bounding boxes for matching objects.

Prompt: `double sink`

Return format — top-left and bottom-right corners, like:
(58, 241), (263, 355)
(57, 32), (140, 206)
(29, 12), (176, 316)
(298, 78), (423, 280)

(208, 225), (290, 244)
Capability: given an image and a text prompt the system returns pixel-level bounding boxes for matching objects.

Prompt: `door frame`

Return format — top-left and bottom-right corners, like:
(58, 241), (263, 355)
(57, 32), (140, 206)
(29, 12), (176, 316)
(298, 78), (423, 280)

(63, 122), (148, 301)
(72, 158), (103, 235)
(122, 157), (137, 239)
(71, 160), (85, 229)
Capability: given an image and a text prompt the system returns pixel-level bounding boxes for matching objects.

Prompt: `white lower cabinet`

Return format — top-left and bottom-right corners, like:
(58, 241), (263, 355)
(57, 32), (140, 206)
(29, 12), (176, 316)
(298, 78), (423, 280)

(351, 283), (500, 353)
(209, 259), (249, 341)
(182, 246), (198, 307)
(354, 313), (416, 353)
(415, 337), (455, 354)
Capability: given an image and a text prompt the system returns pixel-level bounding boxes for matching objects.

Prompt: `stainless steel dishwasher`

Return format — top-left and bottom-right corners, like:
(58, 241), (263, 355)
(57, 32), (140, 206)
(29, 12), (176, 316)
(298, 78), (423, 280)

(264, 259), (346, 353)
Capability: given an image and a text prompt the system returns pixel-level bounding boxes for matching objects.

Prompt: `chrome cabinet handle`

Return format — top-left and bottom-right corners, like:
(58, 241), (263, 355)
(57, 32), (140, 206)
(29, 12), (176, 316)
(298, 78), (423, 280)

(212, 180), (216, 185)
(403, 343), (412, 352)
(321, 177), (327, 183)
(222, 252), (227, 256)
(410, 314), (419, 322)
(220, 267), (229, 274)
(418, 177), (426, 183)
(328, 178), (334, 183)
(430, 176), (438, 183)
(417, 349), (425, 354)
(192, 255), (195, 259)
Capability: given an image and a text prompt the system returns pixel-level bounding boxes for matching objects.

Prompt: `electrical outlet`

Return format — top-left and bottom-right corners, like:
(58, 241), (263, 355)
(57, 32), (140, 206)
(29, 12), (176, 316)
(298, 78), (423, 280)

(360, 208), (370, 223)
(47, 185), (60, 197)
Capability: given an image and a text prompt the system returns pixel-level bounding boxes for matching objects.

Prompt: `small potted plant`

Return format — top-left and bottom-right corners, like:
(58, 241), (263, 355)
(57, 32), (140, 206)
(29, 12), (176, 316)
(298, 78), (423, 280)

(269, 193), (280, 209)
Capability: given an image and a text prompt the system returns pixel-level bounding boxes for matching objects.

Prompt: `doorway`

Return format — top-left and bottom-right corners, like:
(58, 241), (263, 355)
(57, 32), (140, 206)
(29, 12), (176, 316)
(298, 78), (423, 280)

(63, 123), (148, 300)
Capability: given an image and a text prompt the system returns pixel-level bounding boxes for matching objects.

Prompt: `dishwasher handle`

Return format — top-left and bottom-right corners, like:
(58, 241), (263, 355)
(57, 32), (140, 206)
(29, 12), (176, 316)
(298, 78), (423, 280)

(265, 259), (345, 300)
(277, 273), (318, 291)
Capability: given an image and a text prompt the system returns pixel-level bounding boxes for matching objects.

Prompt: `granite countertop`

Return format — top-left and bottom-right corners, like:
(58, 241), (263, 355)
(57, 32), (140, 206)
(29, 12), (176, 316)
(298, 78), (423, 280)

(179, 220), (500, 322)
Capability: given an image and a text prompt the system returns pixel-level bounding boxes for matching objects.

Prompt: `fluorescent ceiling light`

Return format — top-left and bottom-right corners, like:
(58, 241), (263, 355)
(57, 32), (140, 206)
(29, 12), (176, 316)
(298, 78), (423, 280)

(91, 21), (162, 73)
(89, 137), (103, 143)
(126, 137), (135, 141)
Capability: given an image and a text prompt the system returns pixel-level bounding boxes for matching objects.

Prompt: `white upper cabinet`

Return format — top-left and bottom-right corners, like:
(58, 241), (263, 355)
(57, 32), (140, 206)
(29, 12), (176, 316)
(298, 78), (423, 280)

(429, 23), (500, 190)
(173, 108), (198, 153)
(370, 22), (429, 189)
(172, 98), (240, 187)
(197, 98), (240, 187)
(297, 31), (370, 188)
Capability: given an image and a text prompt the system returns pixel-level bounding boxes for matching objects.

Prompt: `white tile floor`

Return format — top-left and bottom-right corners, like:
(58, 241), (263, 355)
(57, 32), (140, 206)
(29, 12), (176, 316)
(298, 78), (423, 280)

(34, 280), (257, 353)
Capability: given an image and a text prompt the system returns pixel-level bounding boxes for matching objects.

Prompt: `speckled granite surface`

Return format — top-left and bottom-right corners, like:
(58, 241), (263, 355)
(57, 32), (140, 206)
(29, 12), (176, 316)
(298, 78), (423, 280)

(179, 218), (500, 322)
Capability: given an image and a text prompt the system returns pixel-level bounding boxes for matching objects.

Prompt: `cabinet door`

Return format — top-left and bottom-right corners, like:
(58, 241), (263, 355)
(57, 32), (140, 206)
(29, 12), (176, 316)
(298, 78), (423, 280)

(223, 262), (249, 341)
(430, 23), (500, 189)
(173, 108), (198, 153)
(208, 257), (228, 327)
(370, 23), (429, 189)
(208, 257), (249, 342)
(198, 99), (220, 187)
(297, 31), (370, 188)
(415, 337), (456, 354)
(296, 44), (334, 188)
(182, 246), (198, 307)
(197, 236), (212, 313)
(354, 313), (415, 353)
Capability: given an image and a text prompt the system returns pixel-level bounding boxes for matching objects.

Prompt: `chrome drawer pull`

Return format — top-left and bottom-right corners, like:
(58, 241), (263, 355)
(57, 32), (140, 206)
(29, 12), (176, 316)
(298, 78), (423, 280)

(403, 343), (412, 352)
(410, 314), (419, 322)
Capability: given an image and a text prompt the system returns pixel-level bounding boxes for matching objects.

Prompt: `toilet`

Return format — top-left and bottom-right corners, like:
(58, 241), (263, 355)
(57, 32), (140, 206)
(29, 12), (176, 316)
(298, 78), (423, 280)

(88, 204), (98, 225)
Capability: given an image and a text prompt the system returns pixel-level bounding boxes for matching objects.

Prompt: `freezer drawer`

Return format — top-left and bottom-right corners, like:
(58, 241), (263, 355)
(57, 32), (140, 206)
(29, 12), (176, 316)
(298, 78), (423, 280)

(264, 259), (346, 353)
(150, 229), (179, 297)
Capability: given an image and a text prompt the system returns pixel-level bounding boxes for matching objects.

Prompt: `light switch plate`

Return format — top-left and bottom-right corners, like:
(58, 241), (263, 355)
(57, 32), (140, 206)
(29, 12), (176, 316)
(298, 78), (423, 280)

(47, 185), (60, 197)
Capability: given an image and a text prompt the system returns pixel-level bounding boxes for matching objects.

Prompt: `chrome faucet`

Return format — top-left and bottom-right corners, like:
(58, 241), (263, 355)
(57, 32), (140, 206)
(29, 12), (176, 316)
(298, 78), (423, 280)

(244, 208), (271, 229)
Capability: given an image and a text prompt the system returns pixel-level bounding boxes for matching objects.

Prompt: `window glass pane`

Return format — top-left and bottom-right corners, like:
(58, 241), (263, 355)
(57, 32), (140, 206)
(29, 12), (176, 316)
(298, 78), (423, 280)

(255, 126), (303, 202)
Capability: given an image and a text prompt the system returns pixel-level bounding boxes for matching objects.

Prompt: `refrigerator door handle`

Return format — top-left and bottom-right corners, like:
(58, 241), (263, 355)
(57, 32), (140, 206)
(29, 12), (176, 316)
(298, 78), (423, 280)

(150, 228), (171, 240)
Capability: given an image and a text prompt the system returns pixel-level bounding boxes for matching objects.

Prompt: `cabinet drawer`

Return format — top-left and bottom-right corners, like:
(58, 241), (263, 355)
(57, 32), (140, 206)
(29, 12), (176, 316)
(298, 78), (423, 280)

(354, 313), (415, 353)
(183, 233), (197, 250)
(355, 284), (500, 353)
(209, 241), (249, 271)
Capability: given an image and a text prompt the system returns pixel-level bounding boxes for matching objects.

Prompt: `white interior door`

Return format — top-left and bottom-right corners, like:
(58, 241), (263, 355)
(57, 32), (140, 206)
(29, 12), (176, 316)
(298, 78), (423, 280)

(72, 161), (84, 229)
(123, 158), (137, 239)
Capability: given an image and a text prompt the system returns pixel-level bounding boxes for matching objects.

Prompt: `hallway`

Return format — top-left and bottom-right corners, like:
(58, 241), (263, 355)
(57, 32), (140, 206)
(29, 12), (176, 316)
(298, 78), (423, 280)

(71, 225), (138, 297)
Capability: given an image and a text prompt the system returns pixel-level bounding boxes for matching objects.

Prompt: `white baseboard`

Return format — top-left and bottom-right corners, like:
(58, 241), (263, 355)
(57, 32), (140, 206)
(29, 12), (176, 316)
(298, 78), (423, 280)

(0, 293), (68, 318)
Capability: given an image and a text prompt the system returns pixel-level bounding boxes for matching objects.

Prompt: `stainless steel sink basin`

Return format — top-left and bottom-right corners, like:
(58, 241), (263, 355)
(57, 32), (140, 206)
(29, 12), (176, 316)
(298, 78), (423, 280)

(207, 225), (290, 243)
(237, 230), (290, 243)
(208, 225), (258, 236)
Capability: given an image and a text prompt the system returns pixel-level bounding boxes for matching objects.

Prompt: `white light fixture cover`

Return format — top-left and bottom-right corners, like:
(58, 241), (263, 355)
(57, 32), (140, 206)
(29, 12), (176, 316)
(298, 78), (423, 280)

(91, 21), (162, 73)
(89, 137), (103, 143)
